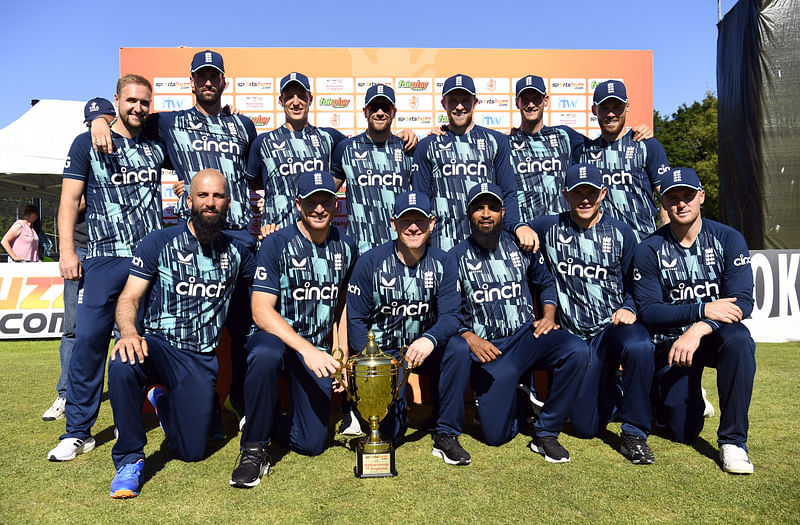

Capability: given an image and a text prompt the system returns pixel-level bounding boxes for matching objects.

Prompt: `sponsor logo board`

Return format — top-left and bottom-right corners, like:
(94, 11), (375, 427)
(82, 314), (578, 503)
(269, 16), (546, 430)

(235, 77), (274, 93)
(315, 77), (354, 93)
(153, 78), (192, 93)
(550, 78), (587, 94)
(236, 95), (274, 111)
(154, 95), (193, 112)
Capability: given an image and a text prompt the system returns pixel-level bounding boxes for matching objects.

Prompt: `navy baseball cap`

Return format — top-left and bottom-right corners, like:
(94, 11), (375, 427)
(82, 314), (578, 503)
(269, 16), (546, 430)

(565, 163), (604, 191)
(660, 167), (703, 197)
(393, 191), (432, 218)
(593, 80), (628, 105)
(191, 50), (224, 74)
(297, 171), (336, 199)
(365, 84), (396, 107)
(467, 182), (504, 207)
(84, 97), (115, 123)
(515, 75), (547, 97)
(280, 72), (311, 93)
(442, 74), (476, 96)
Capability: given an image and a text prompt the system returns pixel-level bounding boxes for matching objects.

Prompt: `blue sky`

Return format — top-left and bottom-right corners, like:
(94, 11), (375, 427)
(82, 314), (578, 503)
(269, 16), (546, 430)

(2, 0), (738, 128)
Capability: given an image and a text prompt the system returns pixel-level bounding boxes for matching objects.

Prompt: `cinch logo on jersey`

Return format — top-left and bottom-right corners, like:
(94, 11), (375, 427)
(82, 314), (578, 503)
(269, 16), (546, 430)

(556, 258), (609, 280)
(515, 157), (563, 174)
(111, 166), (159, 186)
(734, 254), (751, 267)
(279, 157), (325, 175)
(471, 282), (523, 304)
(442, 160), (487, 177)
(380, 300), (431, 317)
(175, 276), (227, 298)
(132, 256), (144, 268)
(357, 169), (404, 186)
(347, 283), (361, 296)
(191, 136), (241, 155)
(602, 171), (633, 185)
(668, 281), (720, 302)
(292, 281), (339, 301)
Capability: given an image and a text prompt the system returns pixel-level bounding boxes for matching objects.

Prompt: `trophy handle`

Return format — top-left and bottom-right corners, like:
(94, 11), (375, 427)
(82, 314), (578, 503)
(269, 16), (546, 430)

(331, 346), (355, 402)
(396, 345), (412, 400)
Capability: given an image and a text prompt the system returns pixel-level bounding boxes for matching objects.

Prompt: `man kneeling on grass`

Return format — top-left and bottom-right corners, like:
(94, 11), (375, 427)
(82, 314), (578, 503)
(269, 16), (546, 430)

(107, 170), (255, 498)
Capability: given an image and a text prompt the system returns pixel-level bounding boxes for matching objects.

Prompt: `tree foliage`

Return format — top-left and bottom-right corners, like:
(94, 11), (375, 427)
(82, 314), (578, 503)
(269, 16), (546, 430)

(654, 92), (719, 220)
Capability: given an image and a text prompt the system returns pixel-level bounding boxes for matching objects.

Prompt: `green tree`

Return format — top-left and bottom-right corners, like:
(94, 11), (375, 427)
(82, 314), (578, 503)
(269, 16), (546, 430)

(654, 92), (719, 220)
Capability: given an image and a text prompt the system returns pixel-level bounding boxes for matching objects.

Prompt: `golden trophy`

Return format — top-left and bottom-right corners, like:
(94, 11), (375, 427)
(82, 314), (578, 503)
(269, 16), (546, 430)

(333, 330), (409, 478)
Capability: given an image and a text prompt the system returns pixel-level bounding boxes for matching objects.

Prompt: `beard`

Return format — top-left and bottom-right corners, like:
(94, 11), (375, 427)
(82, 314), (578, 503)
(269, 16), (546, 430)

(470, 218), (503, 250)
(191, 203), (228, 244)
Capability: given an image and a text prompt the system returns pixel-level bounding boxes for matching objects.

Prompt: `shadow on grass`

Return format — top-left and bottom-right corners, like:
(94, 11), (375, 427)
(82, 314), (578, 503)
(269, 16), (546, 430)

(691, 436), (720, 465)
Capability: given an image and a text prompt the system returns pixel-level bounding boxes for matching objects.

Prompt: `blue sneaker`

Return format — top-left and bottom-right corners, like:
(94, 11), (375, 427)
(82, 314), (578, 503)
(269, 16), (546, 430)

(110, 459), (144, 498)
(147, 385), (167, 433)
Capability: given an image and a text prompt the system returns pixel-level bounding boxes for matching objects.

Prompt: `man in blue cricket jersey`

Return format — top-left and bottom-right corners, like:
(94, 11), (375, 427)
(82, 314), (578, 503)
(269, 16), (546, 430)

(571, 80), (670, 242)
(451, 183), (588, 462)
(230, 171), (357, 489)
(106, 169), (255, 498)
(531, 164), (655, 464)
(633, 167), (756, 474)
(412, 74), (536, 252)
(331, 84), (413, 255)
(89, 50), (259, 422)
(347, 191), (472, 465)
(48, 75), (168, 462)
(249, 74), (417, 238)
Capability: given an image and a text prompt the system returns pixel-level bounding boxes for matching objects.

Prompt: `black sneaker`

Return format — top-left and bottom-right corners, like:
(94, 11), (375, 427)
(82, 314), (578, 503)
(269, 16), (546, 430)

(517, 384), (544, 421)
(620, 432), (655, 465)
(230, 442), (271, 488)
(432, 433), (471, 466)
(529, 435), (570, 463)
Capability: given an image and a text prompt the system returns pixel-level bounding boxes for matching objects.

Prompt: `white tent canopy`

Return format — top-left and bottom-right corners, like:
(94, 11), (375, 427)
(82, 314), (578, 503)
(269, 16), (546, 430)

(0, 100), (86, 199)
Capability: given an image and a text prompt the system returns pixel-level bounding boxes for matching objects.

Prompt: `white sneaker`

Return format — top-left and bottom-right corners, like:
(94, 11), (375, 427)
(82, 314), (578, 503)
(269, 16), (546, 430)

(48, 437), (96, 462)
(338, 408), (364, 436)
(720, 444), (754, 474)
(701, 388), (715, 418)
(42, 397), (66, 421)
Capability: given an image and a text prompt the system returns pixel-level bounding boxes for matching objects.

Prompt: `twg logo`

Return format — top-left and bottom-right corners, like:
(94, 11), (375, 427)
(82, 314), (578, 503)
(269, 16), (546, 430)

(357, 170), (403, 186)
(175, 277), (227, 298)
(515, 157), (562, 174)
(191, 136), (241, 155)
(442, 160), (487, 177)
(471, 282), (522, 304)
(111, 166), (158, 186)
(556, 258), (609, 280)
(279, 158), (324, 176)
(292, 282), (339, 301)
(255, 266), (268, 281)
(668, 281), (720, 302)
(380, 300), (430, 317)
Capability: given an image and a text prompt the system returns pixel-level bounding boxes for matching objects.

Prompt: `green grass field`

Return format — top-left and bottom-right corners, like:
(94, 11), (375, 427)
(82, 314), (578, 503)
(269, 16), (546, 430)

(1, 340), (798, 524)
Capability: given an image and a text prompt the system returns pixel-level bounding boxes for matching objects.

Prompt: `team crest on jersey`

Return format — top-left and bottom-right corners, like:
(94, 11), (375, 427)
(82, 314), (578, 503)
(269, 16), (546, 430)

(142, 144), (153, 157)
(290, 257), (308, 269)
(394, 148), (403, 163)
(334, 253), (343, 271)
(661, 258), (678, 269)
(176, 251), (194, 265)
(558, 233), (573, 244)
(601, 236), (612, 253)
(549, 135), (559, 148)
(354, 150), (369, 160)
(220, 252), (230, 270)
(271, 141), (286, 151)
(704, 248), (716, 266)
(189, 120), (204, 130)
(466, 261), (482, 272)
(227, 122), (237, 135)
(477, 138), (486, 151)
(423, 270), (434, 289)
(438, 142), (452, 151)
(625, 147), (635, 160)
(380, 275), (397, 288)
(310, 135), (320, 148)
(510, 251), (522, 268)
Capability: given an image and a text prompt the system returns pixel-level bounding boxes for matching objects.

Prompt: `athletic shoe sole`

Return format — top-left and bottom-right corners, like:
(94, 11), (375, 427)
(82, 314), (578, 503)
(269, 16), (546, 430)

(48, 437), (96, 462)
(229, 464), (270, 488)
(431, 447), (471, 466)
(111, 489), (139, 499)
(529, 441), (570, 463)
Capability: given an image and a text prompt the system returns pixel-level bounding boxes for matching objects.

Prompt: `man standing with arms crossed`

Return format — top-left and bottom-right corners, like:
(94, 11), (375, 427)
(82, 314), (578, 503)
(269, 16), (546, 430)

(230, 171), (357, 488)
(48, 75), (167, 461)
(633, 167), (756, 474)
(347, 191), (471, 465)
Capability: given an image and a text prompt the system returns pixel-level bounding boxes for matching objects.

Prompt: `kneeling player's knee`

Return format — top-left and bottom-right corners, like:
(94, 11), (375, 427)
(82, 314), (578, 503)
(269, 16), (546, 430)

(621, 338), (654, 364)
(719, 324), (755, 358)
(246, 334), (284, 372)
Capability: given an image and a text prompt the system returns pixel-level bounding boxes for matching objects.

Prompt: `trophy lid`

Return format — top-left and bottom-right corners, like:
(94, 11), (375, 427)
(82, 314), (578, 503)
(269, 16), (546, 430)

(364, 330), (381, 356)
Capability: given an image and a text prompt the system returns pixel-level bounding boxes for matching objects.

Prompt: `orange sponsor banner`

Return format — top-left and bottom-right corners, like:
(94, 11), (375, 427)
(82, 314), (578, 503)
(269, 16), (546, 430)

(0, 263), (64, 339)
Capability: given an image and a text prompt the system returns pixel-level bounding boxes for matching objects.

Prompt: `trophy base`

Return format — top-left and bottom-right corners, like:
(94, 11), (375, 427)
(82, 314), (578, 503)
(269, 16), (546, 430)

(355, 442), (397, 478)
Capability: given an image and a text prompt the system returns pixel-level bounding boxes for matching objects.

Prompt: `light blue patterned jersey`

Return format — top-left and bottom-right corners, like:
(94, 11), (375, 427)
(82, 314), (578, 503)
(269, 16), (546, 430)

(633, 219), (754, 345)
(347, 241), (460, 354)
(509, 126), (585, 221)
(247, 125), (346, 229)
(450, 231), (557, 340)
(150, 109), (257, 230)
(412, 126), (521, 251)
(572, 130), (669, 242)
(253, 223), (357, 351)
(130, 222), (256, 353)
(532, 213), (637, 340)
(63, 132), (166, 259)
(331, 133), (413, 255)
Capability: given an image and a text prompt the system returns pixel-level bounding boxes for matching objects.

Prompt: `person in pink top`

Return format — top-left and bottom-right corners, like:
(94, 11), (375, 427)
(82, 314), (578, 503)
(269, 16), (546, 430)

(2, 205), (40, 262)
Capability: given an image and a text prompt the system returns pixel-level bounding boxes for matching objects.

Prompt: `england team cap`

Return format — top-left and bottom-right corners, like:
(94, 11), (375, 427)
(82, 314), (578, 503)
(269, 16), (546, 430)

(365, 84), (396, 107)
(565, 163), (604, 192)
(84, 97), (116, 123)
(442, 74), (476, 96)
(191, 50), (225, 74)
(592, 80), (628, 105)
(660, 167), (703, 197)
(515, 75), (547, 97)
(297, 171), (336, 199)
(393, 191), (432, 218)
(280, 72), (311, 93)
(467, 182), (504, 207)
